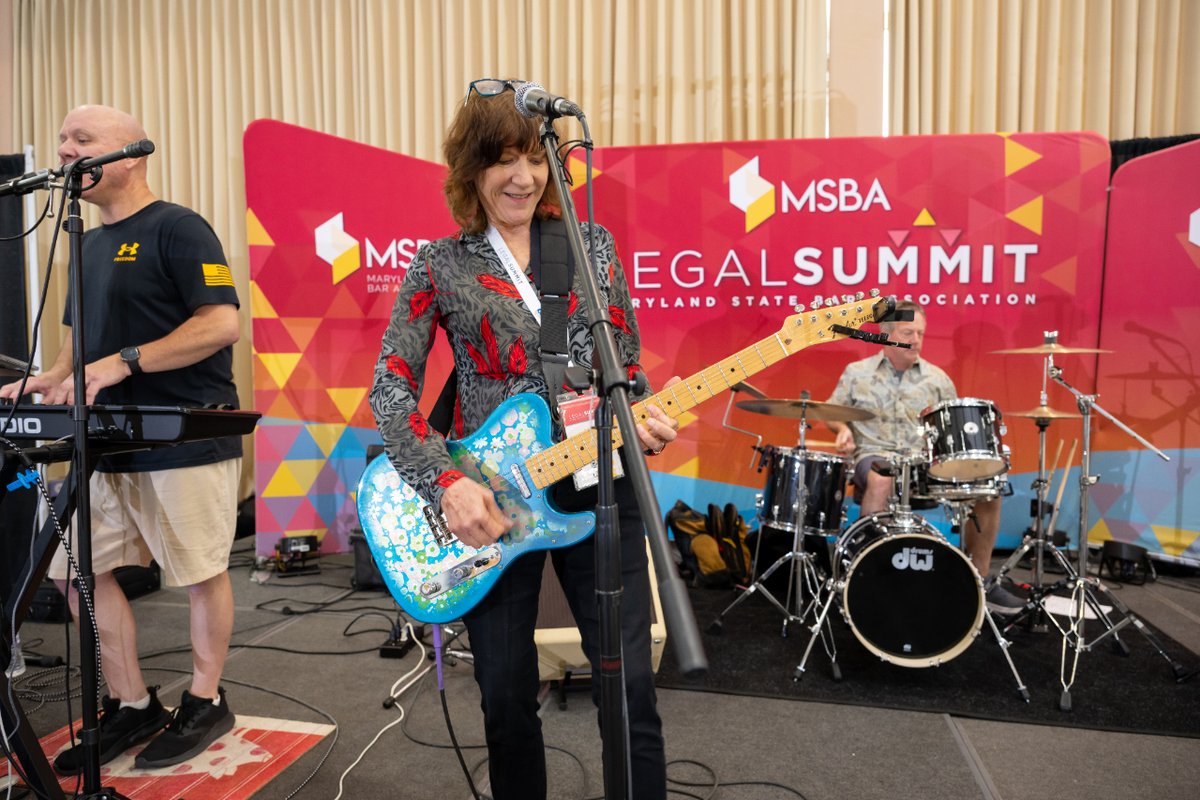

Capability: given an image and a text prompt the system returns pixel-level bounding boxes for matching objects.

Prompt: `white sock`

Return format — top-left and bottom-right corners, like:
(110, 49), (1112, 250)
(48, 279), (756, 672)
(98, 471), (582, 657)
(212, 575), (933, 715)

(120, 694), (151, 710)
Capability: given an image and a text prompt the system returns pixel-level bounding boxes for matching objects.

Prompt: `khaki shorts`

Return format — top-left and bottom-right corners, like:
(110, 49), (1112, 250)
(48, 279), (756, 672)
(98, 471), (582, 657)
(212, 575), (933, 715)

(49, 459), (241, 588)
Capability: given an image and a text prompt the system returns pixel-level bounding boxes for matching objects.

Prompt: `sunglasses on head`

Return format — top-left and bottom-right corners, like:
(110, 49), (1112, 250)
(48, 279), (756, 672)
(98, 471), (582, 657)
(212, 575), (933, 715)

(464, 78), (521, 105)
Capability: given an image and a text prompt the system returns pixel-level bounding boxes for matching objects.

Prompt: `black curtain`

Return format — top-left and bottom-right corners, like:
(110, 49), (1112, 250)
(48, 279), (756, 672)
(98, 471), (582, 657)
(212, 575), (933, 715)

(1110, 134), (1200, 176)
(0, 154), (30, 360)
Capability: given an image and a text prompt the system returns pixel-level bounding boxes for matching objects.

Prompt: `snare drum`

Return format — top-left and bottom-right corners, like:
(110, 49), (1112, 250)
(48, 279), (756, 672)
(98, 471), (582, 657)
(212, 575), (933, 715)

(835, 512), (984, 667)
(912, 462), (1009, 503)
(759, 448), (847, 536)
(922, 398), (1007, 481)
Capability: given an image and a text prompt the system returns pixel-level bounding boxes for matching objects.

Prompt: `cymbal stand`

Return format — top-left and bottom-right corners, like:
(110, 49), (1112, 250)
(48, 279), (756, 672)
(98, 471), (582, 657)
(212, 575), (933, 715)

(708, 402), (825, 641)
(994, 348), (1057, 633)
(1044, 362), (1185, 710)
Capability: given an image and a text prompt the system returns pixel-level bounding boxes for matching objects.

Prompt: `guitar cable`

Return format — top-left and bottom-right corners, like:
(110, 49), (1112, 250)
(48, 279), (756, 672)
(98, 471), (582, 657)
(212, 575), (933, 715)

(434, 624), (486, 800)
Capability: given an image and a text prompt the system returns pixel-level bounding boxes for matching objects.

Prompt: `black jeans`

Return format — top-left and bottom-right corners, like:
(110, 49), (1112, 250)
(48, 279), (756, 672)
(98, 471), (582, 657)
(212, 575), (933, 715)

(462, 478), (666, 800)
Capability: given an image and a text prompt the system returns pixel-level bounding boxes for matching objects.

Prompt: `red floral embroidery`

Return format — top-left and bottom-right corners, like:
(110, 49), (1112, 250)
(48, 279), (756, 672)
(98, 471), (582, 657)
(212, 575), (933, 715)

(508, 336), (527, 375)
(408, 289), (435, 322)
(609, 305), (631, 335)
(409, 413), (430, 442)
(626, 364), (643, 382)
(436, 470), (466, 489)
(386, 355), (418, 392)
(453, 396), (464, 439)
(568, 292), (578, 316)
(478, 273), (521, 298)
(465, 314), (507, 380)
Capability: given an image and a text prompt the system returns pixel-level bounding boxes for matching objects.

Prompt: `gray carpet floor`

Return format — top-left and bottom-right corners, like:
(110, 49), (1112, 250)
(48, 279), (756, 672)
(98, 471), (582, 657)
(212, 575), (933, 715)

(7, 543), (1200, 800)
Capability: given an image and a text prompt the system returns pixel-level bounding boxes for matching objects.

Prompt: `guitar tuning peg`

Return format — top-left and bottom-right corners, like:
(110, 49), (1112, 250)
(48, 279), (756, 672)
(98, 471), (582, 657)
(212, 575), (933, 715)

(869, 288), (881, 297)
(855, 291), (865, 300)
(824, 298), (835, 307)
(793, 304), (803, 313)
(842, 294), (854, 304)
(809, 297), (823, 310)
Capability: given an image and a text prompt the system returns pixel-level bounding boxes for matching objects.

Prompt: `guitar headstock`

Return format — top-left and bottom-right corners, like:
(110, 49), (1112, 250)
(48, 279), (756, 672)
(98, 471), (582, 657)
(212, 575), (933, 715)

(777, 291), (895, 354)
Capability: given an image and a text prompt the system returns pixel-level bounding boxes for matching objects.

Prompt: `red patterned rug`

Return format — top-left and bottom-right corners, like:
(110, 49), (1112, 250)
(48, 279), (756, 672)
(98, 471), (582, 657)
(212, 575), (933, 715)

(22, 714), (333, 799)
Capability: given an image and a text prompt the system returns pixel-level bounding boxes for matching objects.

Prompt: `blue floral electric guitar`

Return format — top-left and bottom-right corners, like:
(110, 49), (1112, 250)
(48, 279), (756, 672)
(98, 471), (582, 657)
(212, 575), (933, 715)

(357, 294), (893, 622)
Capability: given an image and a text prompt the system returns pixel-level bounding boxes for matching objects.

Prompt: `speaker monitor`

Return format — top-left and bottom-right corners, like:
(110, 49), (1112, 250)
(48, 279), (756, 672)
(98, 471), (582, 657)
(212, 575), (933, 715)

(534, 540), (667, 681)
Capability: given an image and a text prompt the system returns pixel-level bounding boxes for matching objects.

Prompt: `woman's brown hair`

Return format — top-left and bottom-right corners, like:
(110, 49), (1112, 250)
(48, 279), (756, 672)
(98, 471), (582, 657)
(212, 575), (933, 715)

(443, 89), (562, 234)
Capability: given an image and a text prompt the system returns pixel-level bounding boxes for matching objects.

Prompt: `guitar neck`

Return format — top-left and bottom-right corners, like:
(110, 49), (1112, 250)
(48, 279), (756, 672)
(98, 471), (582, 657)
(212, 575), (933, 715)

(525, 326), (812, 489)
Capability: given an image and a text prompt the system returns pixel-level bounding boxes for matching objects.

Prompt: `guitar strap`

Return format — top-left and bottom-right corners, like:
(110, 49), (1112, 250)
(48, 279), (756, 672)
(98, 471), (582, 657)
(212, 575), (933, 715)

(530, 216), (575, 410)
(427, 218), (575, 437)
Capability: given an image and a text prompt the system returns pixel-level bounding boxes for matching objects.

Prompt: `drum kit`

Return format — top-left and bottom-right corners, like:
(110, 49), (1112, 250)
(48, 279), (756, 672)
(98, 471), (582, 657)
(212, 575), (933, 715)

(709, 331), (1184, 707)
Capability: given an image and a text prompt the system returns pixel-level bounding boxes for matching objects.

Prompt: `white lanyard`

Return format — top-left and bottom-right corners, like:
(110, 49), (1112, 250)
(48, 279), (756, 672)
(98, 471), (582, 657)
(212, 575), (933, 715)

(486, 225), (541, 324)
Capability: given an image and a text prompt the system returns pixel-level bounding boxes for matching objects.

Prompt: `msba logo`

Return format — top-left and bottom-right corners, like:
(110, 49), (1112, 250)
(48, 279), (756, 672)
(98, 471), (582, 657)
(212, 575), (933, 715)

(727, 157), (893, 233)
(315, 213), (361, 284)
(727, 157), (776, 233)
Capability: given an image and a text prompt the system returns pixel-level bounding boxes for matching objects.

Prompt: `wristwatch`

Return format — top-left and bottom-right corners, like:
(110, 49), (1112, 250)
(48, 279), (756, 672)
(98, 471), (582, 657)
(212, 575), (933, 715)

(119, 346), (143, 375)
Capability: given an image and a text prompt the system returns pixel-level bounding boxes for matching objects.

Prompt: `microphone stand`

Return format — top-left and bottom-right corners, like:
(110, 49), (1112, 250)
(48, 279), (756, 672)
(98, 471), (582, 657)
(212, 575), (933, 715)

(538, 115), (707, 800)
(61, 160), (131, 800)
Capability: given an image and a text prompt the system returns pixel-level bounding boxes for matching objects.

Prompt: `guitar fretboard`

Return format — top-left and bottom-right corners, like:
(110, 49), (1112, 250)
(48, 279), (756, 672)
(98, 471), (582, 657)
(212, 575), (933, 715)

(523, 297), (880, 489)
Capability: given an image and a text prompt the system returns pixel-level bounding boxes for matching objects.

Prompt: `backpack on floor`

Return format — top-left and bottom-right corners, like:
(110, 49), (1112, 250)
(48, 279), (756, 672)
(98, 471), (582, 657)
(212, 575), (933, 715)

(665, 500), (752, 588)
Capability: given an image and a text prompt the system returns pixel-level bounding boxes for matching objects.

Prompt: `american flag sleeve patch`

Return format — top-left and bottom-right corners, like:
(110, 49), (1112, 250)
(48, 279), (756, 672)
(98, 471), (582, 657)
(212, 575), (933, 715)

(202, 263), (235, 287)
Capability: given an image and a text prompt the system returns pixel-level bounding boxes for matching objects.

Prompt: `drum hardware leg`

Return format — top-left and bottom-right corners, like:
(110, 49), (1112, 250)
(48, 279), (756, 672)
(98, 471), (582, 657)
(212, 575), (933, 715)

(981, 608), (1030, 702)
(792, 579), (840, 682)
(707, 547), (819, 637)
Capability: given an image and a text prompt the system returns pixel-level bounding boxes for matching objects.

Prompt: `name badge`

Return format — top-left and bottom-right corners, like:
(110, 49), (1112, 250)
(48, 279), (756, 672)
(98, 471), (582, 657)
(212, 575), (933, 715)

(558, 390), (625, 490)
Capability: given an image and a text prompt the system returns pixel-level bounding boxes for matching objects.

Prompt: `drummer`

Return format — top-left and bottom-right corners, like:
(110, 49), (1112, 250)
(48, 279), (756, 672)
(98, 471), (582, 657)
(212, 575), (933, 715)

(823, 300), (1023, 615)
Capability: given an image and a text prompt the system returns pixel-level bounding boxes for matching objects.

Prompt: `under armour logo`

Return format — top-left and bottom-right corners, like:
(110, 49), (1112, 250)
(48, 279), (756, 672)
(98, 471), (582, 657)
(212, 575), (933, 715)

(117, 242), (140, 257)
(892, 547), (934, 571)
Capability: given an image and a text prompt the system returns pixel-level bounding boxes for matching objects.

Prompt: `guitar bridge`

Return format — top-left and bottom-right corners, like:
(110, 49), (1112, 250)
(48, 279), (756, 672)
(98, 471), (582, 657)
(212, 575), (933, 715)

(422, 505), (457, 548)
(419, 546), (502, 599)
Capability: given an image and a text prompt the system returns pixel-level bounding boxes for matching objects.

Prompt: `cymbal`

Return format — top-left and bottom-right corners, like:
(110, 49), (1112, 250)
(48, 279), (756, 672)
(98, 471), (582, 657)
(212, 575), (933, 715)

(1009, 405), (1081, 419)
(736, 398), (876, 422)
(991, 343), (1110, 355)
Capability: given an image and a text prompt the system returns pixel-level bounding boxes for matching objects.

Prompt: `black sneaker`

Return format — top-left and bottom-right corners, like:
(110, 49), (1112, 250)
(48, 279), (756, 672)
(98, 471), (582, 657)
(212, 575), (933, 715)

(53, 686), (171, 775)
(134, 687), (234, 769)
(985, 582), (1026, 615)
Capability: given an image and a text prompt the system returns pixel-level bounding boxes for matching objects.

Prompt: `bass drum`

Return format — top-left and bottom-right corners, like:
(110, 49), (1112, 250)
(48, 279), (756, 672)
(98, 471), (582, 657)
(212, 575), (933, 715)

(835, 512), (984, 667)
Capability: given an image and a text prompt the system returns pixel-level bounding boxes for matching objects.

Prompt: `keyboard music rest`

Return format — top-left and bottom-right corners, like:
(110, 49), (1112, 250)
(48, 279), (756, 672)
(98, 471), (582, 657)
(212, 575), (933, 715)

(0, 404), (262, 444)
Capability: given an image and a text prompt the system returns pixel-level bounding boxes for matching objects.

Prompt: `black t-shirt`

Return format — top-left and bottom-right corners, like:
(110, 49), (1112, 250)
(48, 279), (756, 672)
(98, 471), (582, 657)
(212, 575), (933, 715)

(64, 200), (242, 472)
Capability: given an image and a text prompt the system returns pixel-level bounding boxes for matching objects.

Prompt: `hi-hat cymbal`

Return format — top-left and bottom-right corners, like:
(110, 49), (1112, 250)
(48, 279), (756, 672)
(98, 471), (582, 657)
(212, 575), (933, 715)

(991, 342), (1110, 355)
(736, 398), (876, 422)
(1009, 405), (1081, 419)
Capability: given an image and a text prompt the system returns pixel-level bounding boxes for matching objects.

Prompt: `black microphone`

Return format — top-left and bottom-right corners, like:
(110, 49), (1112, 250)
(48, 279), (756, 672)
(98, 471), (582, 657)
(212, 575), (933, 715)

(0, 169), (53, 199)
(513, 82), (583, 119)
(55, 139), (156, 177)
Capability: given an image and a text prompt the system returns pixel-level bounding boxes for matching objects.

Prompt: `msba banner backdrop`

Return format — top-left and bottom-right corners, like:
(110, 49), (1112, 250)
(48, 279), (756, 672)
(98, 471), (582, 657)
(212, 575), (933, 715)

(245, 123), (1113, 557)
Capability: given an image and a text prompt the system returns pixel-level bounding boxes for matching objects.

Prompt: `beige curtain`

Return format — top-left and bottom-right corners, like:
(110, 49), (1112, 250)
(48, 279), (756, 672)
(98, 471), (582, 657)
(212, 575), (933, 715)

(8, 0), (829, 496)
(890, 0), (1200, 137)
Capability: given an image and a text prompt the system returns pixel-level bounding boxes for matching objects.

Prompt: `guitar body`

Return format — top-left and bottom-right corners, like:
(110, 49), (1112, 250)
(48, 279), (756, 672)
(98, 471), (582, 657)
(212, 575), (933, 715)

(357, 393), (595, 622)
